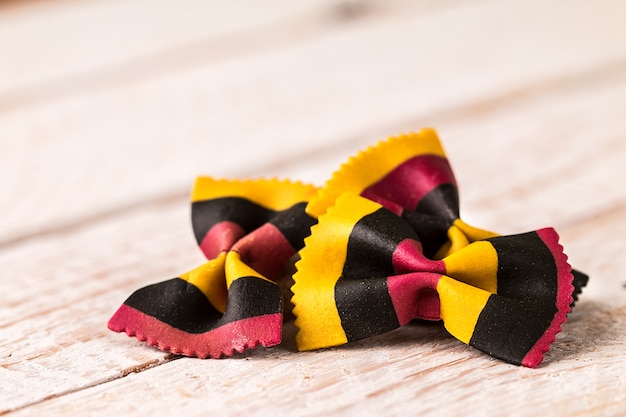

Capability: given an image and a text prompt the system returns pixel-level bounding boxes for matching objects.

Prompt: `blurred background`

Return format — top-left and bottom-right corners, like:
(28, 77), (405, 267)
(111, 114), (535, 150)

(1, 0), (625, 242)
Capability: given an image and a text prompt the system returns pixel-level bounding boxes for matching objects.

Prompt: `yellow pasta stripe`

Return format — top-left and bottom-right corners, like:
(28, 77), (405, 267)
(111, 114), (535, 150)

(443, 240), (498, 294)
(437, 276), (491, 344)
(435, 219), (499, 259)
(294, 193), (382, 350)
(192, 177), (318, 210)
(454, 219), (499, 242)
(306, 129), (446, 218)
(224, 251), (269, 287)
(179, 253), (228, 313)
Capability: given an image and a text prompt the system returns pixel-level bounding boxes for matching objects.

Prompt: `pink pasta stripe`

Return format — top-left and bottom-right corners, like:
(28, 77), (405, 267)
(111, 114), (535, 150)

(108, 304), (283, 358)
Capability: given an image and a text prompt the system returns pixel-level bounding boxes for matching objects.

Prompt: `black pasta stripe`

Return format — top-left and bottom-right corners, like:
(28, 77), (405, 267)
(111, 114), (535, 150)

(268, 202), (317, 251)
(220, 277), (283, 322)
(123, 277), (282, 334)
(488, 231), (559, 302)
(469, 231), (561, 364)
(334, 208), (414, 341)
(123, 278), (223, 334)
(191, 197), (276, 246)
(401, 211), (452, 259)
(341, 208), (419, 280)
(334, 278), (400, 341)
(570, 269), (589, 306)
(413, 183), (460, 224)
(469, 295), (557, 365)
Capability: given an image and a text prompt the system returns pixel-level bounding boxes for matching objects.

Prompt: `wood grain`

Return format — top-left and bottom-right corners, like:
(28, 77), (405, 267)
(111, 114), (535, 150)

(1, 0), (625, 415)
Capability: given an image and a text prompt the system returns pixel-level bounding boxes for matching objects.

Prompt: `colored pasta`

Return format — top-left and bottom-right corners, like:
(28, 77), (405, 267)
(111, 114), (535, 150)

(108, 129), (587, 367)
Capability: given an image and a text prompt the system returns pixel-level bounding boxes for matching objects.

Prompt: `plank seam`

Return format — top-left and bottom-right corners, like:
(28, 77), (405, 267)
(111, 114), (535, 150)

(0, 355), (180, 416)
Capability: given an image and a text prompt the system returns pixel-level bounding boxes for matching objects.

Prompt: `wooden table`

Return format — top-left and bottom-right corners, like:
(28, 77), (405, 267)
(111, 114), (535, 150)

(1, 0), (625, 415)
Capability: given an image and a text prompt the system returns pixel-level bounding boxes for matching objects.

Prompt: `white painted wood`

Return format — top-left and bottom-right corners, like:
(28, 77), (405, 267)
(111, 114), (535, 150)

(1, 0), (626, 415)
(0, 0), (342, 93)
(0, 201), (198, 411)
(0, 0), (465, 100)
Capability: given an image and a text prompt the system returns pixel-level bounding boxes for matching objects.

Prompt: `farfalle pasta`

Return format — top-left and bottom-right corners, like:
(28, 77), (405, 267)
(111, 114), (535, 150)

(108, 179), (317, 358)
(305, 129), (587, 299)
(292, 193), (573, 367)
(108, 128), (588, 367)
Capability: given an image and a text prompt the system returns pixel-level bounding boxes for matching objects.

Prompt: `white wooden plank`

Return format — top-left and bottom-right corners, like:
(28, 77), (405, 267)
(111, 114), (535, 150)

(0, 200), (201, 412)
(0, 0), (465, 97)
(2, 0), (626, 244)
(0, 0), (336, 93)
(439, 72), (626, 234)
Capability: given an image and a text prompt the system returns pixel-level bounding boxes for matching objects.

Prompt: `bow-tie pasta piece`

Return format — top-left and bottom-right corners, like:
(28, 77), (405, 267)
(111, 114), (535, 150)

(306, 129), (588, 301)
(293, 193), (574, 367)
(306, 128), (468, 257)
(108, 178), (317, 358)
